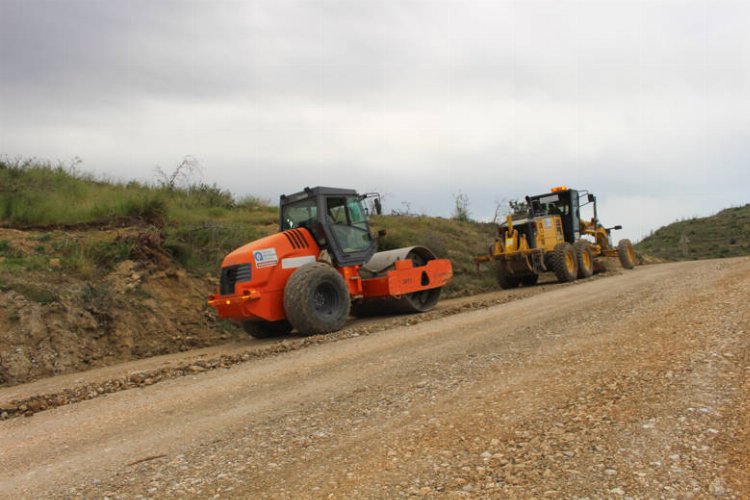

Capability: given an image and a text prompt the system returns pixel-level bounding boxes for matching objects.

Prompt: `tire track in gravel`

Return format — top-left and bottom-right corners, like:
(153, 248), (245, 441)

(1, 259), (747, 498)
(0, 271), (612, 419)
(155, 258), (747, 499)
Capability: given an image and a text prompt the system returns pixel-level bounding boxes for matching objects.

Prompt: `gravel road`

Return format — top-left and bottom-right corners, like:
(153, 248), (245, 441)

(1, 258), (748, 498)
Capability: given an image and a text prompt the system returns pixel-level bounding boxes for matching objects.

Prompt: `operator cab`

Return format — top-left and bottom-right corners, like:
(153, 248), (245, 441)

(526, 187), (581, 242)
(280, 186), (377, 266)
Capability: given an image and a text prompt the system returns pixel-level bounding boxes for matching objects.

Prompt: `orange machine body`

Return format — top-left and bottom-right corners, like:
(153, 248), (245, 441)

(208, 228), (320, 322)
(208, 228), (453, 324)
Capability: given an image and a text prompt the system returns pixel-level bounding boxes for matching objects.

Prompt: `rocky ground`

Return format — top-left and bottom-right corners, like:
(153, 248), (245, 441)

(0, 227), (252, 386)
(0, 258), (748, 498)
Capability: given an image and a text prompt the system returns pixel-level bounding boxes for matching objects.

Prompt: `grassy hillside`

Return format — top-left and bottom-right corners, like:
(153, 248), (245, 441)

(1, 158), (278, 275)
(0, 158), (498, 293)
(636, 204), (750, 260)
(0, 159), (504, 385)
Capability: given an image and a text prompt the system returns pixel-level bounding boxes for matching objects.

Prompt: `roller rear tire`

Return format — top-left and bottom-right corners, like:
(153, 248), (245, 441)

(284, 263), (351, 335)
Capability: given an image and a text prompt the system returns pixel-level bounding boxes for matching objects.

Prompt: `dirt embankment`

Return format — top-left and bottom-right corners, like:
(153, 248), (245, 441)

(0, 226), (249, 386)
(0, 224), (621, 388)
(0, 271), (600, 419)
(0, 258), (747, 498)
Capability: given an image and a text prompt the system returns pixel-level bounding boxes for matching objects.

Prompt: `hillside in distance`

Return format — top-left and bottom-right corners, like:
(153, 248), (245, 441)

(636, 204), (750, 261)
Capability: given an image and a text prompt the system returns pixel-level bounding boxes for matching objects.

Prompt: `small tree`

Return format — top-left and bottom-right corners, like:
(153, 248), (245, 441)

(452, 191), (471, 222)
(154, 156), (202, 190)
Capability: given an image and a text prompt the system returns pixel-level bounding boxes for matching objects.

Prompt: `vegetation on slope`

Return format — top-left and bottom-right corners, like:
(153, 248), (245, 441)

(0, 158), (502, 385)
(636, 204), (750, 261)
(0, 158), (498, 294)
(0, 158), (279, 276)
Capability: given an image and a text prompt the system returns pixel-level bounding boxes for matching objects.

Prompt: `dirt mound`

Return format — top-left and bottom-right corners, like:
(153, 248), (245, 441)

(0, 256), (245, 387)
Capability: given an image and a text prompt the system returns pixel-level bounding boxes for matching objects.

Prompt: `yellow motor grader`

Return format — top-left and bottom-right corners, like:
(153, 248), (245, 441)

(480, 186), (636, 289)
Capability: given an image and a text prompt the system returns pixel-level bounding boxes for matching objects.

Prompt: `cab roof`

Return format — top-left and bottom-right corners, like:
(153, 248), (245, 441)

(280, 186), (359, 204)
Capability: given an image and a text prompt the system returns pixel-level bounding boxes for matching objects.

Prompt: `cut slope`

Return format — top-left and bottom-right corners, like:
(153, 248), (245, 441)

(0, 160), (499, 386)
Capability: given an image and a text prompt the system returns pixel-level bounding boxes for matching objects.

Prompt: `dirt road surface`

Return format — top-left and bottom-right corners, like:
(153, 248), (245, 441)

(1, 259), (748, 498)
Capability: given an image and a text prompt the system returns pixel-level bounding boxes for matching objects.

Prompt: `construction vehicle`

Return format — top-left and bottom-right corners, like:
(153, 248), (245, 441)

(479, 186), (636, 289)
(208, 187), (453, 338)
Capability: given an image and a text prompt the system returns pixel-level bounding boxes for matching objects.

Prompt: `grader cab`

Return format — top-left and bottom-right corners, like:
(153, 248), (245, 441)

(208, 187), (453, 337)
(483, 186), (636, 289)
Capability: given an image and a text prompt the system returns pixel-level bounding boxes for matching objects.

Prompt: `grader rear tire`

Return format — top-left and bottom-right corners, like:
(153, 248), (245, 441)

(283, 262), (350, 336)
(574, 240), (594, 279)
(520, 274), (539, 286)
(552, 243), (578, 283)
(496, 263), (521, 289)
(617, 239), (636, 269)
(242, 320), (293, 339)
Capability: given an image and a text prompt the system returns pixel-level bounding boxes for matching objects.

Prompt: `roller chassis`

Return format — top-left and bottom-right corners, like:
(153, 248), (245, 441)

(208, 186), (453, 337)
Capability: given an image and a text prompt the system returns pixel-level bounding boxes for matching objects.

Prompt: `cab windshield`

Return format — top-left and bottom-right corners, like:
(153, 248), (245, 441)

(530, 194), (570, 217)
(326, 196), (372, 252)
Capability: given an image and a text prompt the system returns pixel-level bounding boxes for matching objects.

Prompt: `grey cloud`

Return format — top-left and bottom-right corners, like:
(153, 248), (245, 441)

(2, 0), (749, 242)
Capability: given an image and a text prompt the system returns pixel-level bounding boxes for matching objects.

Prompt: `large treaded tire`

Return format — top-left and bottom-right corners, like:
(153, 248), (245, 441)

(283, 262), (350, 336)
(617, 239), (636, 269)
(496, 263), (520, 289)
(552, 242), (578, 283)
(242, 320), (293, 339)
(574, 240), (594, 279)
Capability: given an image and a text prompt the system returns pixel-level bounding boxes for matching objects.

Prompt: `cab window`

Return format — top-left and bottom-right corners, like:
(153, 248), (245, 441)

(326, 196), (372, 253)
(327, 197), (348, 225)
(282, 198), (317, 230)
(347, 198), (368, 227)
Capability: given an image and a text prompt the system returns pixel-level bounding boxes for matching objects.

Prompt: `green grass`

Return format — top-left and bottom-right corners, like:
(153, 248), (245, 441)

(0, 158), (275, 229)
(0, 158), (279, 275)
(0, 158), (502, 294)
(1, 159), (167, 226)
(636, 204), (750, 260)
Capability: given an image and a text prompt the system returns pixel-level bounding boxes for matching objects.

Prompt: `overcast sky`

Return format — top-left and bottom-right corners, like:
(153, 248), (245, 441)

(2, 0), (749, 242)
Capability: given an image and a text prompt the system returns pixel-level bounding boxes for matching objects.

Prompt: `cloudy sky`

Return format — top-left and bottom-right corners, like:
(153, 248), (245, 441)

(2, 0), (749, 241)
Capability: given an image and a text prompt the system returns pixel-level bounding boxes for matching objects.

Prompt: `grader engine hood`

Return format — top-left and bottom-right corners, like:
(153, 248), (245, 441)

(208, 228), (320, 322)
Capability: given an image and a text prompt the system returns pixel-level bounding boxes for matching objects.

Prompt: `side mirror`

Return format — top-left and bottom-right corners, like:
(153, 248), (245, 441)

(588, 194), (595, 202)
(613, 225), (622, 230)
(374, 198), (382, 215)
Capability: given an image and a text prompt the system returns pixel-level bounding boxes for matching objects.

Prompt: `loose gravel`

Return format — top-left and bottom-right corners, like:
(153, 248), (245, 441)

(1, 259), (747, 498)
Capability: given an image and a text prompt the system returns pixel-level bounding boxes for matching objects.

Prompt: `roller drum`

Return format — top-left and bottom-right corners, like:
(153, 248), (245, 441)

(353, 246), (443, 316)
